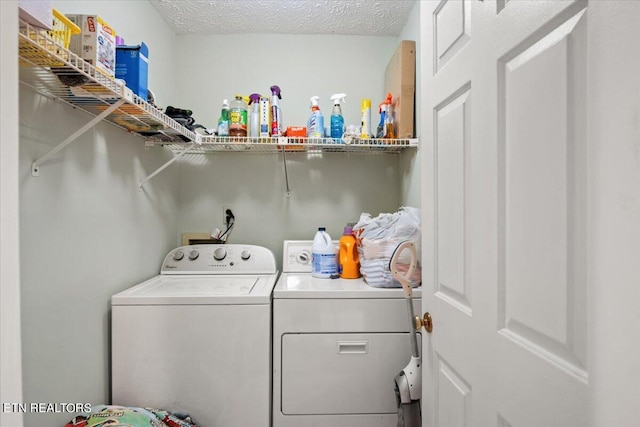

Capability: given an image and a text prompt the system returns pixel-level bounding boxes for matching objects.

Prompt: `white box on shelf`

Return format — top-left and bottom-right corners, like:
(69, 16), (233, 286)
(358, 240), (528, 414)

(67, 14), (117, 78)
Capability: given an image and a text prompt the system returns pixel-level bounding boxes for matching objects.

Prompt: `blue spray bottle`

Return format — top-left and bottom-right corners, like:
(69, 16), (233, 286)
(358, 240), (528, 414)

(330, 93), (346, 142)
(307, 96), (324, 139)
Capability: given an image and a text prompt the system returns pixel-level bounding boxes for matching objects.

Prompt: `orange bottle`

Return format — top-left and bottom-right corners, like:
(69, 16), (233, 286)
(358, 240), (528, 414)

(339, 225), (361, 279)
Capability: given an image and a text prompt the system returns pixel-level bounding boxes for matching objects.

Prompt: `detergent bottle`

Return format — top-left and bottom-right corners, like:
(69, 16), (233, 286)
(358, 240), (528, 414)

(312, 227), (338, 279)
(248, 93), (261, 138)
(270, 85), (283, 136)
(307, 96), (324, 139)
(229, 94), (248, 137)
(217, 99), (229, 137)
(330, 93), (346, 141)
(339, 225), (360, 279)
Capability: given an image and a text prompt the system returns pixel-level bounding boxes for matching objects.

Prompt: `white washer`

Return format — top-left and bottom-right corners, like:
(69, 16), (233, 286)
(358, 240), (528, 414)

(273, 241), (421, 427)
(111, 244), (278, 427)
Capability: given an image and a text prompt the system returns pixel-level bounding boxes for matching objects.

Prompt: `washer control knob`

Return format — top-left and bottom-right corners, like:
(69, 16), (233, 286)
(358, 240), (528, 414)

(240, 249), (251, 260)
(297, 250), (311, 265)
(173, 250), (184, 261)
(189, 250), (199, 260)
(213, 247), (227, 261)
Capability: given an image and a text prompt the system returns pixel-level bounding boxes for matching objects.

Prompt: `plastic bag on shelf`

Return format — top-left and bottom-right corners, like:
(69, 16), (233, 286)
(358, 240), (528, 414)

(353, 206), (421, 288)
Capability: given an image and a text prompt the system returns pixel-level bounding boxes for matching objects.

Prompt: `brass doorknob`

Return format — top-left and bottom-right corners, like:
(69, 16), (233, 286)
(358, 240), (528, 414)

(415, 312), (433, 333)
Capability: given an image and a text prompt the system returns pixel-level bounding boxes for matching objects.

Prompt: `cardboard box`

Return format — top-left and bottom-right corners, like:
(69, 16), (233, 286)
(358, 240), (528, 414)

(67, 14), (116, 78)
(384, 40), (416, 138)
(116, 42), (149, 101)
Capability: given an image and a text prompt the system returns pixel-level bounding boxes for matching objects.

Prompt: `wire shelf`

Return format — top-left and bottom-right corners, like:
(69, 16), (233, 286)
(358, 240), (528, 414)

(150, 136), (418, 154)
(18, 19), (196, 143)
(18, 17), (418, 187)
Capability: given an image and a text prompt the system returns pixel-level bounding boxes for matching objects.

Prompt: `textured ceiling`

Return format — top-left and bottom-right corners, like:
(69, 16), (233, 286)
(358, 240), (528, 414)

(148, 0), (417, 36)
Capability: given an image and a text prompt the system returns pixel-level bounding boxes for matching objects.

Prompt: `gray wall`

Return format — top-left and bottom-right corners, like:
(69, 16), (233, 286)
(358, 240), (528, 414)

(171, 31), (418, 261)
(19, 2), (180, 426)
(1, 2), (23, 427)
(398, 1), (421, 209)
(17, 2), (422, 426)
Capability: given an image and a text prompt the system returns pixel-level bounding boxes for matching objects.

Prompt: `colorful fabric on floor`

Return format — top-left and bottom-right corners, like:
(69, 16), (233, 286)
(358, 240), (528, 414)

(64, 405), (199, 427)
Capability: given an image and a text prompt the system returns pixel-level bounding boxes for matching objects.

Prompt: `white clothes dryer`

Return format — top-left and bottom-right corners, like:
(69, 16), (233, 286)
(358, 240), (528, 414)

(111, 244), (278, 427)
(273, 240), (421, 427)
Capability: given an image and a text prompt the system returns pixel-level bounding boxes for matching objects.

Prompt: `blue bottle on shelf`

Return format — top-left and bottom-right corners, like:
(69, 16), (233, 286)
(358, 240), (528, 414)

(307, 96), (324, 139)
(330, 93), (346, 142)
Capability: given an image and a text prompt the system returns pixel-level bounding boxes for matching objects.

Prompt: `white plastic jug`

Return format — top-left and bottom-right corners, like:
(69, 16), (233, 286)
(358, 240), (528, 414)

(312, 227), (338, 278)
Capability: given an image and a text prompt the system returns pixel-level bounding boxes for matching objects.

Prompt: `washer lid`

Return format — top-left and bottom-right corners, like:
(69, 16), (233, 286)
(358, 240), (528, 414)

(112, 274), (277, 305)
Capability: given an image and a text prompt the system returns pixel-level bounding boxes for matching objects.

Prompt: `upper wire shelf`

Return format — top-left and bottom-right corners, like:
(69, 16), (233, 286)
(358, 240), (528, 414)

(18, 19), (196, 144)
(18, 18), (417, 154)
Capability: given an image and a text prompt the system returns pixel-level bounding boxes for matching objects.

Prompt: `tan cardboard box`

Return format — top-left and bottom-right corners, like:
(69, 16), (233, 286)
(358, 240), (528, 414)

(384, 40), (416, 138)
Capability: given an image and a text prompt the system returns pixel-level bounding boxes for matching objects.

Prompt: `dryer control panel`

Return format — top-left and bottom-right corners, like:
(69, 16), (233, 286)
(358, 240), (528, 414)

(161, 244), (276, 274)
(282, 240), (338, 273)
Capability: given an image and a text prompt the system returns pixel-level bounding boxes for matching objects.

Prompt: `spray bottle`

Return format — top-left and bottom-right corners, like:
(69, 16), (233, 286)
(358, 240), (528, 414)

(377, 99), (387, 139)
(248, 93), (261, 138)
(377, 93), (395, 139)
(330, 93), (346, 141)
(383, 93), (395, 139)
(259, 96), (270, 137)
(307, 96), (325, 139)
(361, 98), (372, 139)
(270, 85), (283, 137)
(217, 99), (229, 137)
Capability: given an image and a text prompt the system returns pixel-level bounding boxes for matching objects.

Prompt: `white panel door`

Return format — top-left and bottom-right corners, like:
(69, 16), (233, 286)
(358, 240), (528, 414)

(420, 1), (640, 426)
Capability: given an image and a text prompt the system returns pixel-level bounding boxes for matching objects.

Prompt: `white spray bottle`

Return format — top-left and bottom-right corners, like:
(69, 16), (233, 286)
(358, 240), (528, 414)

(307, 96), (324, 139)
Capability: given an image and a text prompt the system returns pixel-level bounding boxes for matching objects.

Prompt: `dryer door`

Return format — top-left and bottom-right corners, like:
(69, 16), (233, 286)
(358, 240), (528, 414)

(281, 332), (420, 415)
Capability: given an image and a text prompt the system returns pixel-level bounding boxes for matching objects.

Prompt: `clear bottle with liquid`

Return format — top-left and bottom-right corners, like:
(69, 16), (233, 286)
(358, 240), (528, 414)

(217, 99), (229, 137)
(229, 95), (248, 137)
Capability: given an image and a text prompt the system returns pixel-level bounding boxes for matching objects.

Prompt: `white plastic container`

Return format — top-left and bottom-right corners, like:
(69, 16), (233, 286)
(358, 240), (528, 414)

(312, 227), (338, 278)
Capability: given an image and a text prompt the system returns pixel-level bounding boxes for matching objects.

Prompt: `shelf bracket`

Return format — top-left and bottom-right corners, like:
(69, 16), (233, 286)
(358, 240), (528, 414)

(280, 143), (291, 197)
(138, 142), (197, 191)
(31, 99), (126, 176)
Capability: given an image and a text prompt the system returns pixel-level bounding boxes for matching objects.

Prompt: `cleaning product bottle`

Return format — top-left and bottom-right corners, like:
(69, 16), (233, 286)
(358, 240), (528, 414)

(377, 93), (395, 139)
(339, 225), (360, 279)
(248, 93), (261, 138)
(229, 94), (248, 137)
(259, 95), (270, 137)
(361, 98), (372, 138)
(376, 99), (387, 139)
(270, 85), (283, 137)
(312, 227), (338, 279)
(217, 99), (229, 137)
(307, 96), (324, 139)
(383, 93), (395, 139)
(330, 93), (346, 141)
